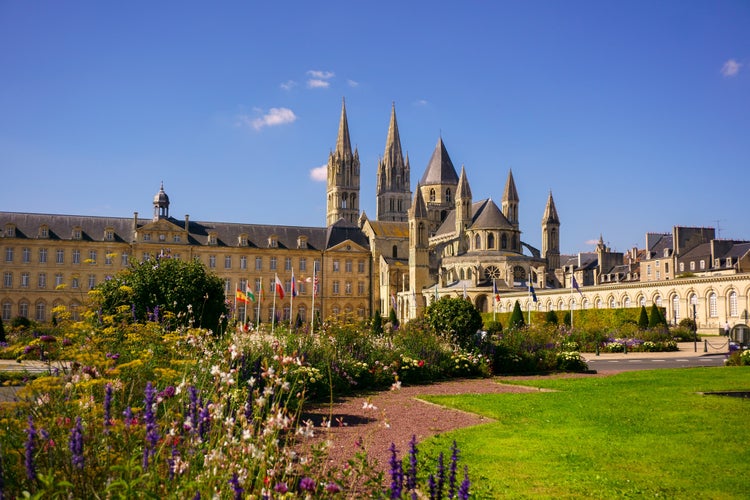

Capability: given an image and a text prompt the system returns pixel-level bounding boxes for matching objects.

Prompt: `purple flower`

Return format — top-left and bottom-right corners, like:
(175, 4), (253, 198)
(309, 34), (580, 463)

(325, 482), (342, 493)
(106, 352), (120, 360)
(158, 385), (176, 400)
(458, 465), (471, 500)
(274, 482), (289, 493)
(435, 451), (445, 499)
(69, 416), (84, 469)
(299, 476), (316, 492)
(388, 442), (403, 499)
(142, 382), (159, 469)
(407, 435), (418, 492)
(229, 473), (243, 500)
(24, 415), (36, 480)
(449, 441), (459, 499)
(123, 407), (134, 430)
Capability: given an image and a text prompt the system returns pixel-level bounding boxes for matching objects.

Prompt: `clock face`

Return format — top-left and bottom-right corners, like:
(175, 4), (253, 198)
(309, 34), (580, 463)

(484, 265), (501, 280)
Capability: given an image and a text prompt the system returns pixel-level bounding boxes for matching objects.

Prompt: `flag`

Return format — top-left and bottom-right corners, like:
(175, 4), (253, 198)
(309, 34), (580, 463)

(291, 269), (298, 297)
(572, 276), (583, 297)
(528, 280), (538, 302)
(235, 289), (248, 304)
(492, 281), (499, 302)
(313, 274), (319, 297)
(274, 273), (285, 299)
(391, 293), (397, 312)
(245, 281), (255, 302)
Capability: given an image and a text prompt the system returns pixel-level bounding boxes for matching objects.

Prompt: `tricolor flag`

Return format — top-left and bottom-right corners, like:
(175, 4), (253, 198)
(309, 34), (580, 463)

(528, 280), (538, 302)
(572, 276), (583, 297)
(313, 274), (319, 297)
(235, 289), (248, 304)
(274, 273), (285, 299)
(492, 280), (499, 302)
(291, 269), (298, 297)
(245, 281), (256, 302)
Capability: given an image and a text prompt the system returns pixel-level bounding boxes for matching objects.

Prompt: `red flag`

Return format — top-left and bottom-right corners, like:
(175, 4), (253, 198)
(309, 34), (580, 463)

(274, 273), (285, 299)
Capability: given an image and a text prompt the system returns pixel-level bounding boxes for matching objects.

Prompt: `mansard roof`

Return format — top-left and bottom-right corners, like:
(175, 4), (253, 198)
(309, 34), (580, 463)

(419, 137), (459, 186)
(1, 212), (132, 242)
(325, 219), (370, 250)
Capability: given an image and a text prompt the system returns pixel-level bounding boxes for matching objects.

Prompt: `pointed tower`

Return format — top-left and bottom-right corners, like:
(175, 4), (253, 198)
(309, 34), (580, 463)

(376, 103), (411, 222)
(501, 169), (519, 228)
(541, 190), (560, 271)
(409, 186), (430, 317)
(418, 137), (460, 232)
(454, 165), (472, 251)
(153, 182), (170, 221)
(326, 98), (361, 226)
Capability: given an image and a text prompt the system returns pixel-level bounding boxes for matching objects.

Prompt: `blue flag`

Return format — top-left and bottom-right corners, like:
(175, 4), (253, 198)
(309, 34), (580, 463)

(528, 280), (537, 302)
(572, 276), (583, 297)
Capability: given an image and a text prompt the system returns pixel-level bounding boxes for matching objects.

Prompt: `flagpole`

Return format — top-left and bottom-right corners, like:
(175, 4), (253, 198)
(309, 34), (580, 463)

(234, 282), (238, 324)
(256, 278), (261, 330)
(570, 274), (574, 329)
(243, 280), (248, 329)
(289, 269), (294, 330)
(527, 272), (531, 325)
(311, 267), (316, 336)
(493, 278), (497, 322)
(272, 275), (277, 335)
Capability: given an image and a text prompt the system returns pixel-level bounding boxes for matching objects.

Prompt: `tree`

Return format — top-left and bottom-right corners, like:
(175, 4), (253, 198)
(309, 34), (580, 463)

(424, 296), (483, 348)
(638, 305), (649, 330)
(372, 310), (383, 335)
(508, 300), (525, 330)
(544, 310), (558, 326)
(0, 319), (5, 343)
(563, 311), (572, 328)
(389, 308), (399, 328)
(648, 303), (666, 329)
(94, 256), (227, 331)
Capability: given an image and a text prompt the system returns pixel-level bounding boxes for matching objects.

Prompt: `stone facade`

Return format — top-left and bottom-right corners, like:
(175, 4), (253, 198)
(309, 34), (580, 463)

(2, 101), (749, 332)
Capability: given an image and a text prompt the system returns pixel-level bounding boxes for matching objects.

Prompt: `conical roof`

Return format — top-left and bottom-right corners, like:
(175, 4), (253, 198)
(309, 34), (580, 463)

(471, 199), (513, 230)
(456, 165), (471, 199)
(419, 137), (459, 186)
(502, 169), (519, 203)
(542, 191), (560, 224)
(335, 98), (352, 157)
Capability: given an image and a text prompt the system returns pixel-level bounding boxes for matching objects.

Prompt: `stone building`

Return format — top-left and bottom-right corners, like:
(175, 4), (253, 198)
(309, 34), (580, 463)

(2, 100), (749, 332)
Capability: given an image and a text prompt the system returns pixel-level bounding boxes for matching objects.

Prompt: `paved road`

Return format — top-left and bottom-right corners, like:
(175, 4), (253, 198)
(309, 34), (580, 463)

(586, 353), (726, 372)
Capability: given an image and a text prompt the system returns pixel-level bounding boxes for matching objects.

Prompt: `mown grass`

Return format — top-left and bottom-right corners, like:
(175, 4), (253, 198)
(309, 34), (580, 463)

(417, 367), (750, 499)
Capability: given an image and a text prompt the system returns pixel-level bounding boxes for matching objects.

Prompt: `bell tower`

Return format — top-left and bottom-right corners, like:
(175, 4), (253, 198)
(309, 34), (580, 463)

(326, 98), (361, 226)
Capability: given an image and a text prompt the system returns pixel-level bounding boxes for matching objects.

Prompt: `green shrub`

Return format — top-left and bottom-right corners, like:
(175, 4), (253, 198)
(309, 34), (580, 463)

(556, 351), (588, 372)
(424, 297), (483, 349)
(484, 320), (503, 335)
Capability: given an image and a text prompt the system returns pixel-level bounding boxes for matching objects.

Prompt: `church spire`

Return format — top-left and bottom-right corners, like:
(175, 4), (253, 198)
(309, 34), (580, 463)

(542, 190), (559, 224)
(542, 190), (560, 271)
(326, 98), (361, 226)
(502, 169), (519, 227)
(376, 102), (411, 221)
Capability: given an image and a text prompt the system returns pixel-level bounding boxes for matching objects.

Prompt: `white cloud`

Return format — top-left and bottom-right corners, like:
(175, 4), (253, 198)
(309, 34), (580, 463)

(721, 59), (741, 77)
(307, 79), (330, 89)
(585, 239), (599, 246)
(280, 80), (297, 90)
(307, 70), (334, 79)
(236, 107), (297, 131)
(309, 164), (327, 181)
(413, 99), (429, 106)
(347, 79), (359, 87)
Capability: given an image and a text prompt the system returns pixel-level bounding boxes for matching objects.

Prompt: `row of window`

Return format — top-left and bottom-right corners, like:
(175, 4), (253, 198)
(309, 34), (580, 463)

(3, 224), (115, 241)
(1, 300), (81, 322)
(4, 247), (127, 266)
(3, 271), (101, 290)
(499, 291), (740, 319)
(472, 232), (518, 251)
(225, 277), (366, 297)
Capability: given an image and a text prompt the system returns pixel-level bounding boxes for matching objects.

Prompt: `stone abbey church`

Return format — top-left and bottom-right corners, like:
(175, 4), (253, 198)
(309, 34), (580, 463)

(2, 101), (750, 332)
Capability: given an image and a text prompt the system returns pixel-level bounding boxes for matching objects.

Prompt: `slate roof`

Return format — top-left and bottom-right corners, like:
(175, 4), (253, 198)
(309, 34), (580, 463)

(419, 137), (459, 186)
(433, 198), (513, 238)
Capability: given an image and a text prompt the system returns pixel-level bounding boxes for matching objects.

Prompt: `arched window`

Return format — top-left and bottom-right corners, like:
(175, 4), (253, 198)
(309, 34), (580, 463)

(429, 189), (436, 202)
(460, 269), (465, 280)
(672, 295), (680, 322)
(392, 245), (398, 259)
(655, 295), (662, 307)
(709, 292), (717, 317)
(487, 233), (495, 249)
(624, 297), (631, 308)
(501, 233), (508, 249)
(350, 193), (357, 208)
(341, 193), (348, 209)
(445, 188), (452, 203)
(596, 298), (602, 309)
(608, 297), (615, 308)
(475, 234), (481, 250)
(729, 291), (738, 317)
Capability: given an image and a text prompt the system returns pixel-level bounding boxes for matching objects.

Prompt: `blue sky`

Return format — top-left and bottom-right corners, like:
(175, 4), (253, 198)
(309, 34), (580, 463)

(1, 1), (748, 255)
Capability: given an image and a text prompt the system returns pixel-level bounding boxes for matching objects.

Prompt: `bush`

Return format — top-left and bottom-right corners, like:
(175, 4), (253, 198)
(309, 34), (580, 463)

(544, 310), (558, 325)
(508, 301), (525, 330)
(423, 297), (483, 349)
(556, 351), (588, 372)
(484, 320), (503, 336)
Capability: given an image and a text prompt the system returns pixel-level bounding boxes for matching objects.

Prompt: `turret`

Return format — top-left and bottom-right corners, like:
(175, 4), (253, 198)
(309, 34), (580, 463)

(376, 102), (411, 221)
(326, 98), (361, 226)
(542, 190), (560, 271)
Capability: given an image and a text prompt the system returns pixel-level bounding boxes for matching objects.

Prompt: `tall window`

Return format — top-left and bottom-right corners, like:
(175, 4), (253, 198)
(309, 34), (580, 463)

(256, 257), (262, 270)
(709, 292), (717, 317)
(240, 256), (247, 270)
(475, 234), (481, 250)
(3, 272), (12, 288)
(345, 260), (352, 273)
(89, 250), (97, 263)
(23, 247), (31, 263)
(36, 302), (45, 322)
(332, 260), (340, 272)
(487, 233), (495, 249)
(299, 258), (307, 272)
(21, 272), (30, 288)
(55, 273), (64, 287)
(38, 273), (46, 289)
(209, 255), (216, 268)
(224, 256), (232, 269)
(729, 291), (738, 317)
(2, 301), (11, 321)
(39, 248), (48, 263)
(332, 281), (340, 294)
(358, 260), (365, 273)
(672, 295), (680, 322)
(285, 257), (292, 271)
(445, 188), (452, 203)
(270, 257), (277, 270)
(5, 247), (13, 262)
(88, 274), (96, 289)
(72, 250), (80, 264)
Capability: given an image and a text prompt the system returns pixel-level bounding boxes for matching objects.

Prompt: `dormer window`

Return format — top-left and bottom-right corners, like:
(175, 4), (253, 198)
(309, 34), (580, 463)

(4, 224), (15, 237)
(239, 234), (248, 246)
(143, 233), (151, 241)
(208, 232), (217, 246)
(72, 227), (82, 240)
(268, 235), (278, 248)
(39, 225), (49, 238)
(297, 236), (307, 249)
(663, 248), (670, 258)
(726, 257), (733, 267)
(104, 228), (114, 241)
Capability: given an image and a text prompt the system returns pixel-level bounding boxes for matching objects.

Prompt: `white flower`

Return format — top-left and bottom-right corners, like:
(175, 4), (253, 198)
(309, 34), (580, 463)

(362, 399), (377, 410)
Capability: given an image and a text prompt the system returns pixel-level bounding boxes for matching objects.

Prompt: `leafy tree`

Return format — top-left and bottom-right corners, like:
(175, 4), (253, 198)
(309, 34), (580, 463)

(563, 311), (572, 328)
(389, 307), (399, 328)
(484, 320), (503, 335)
(544, 310), (558, 325)
(0, 319), (5, 343)
(94, 256), (227, 331)
(638, 305), (649, 330)
(424, 296), (483, 348)
(508, 300), (525, 330)
(648, 303), (666, 329)
(372, 310), (383, 335)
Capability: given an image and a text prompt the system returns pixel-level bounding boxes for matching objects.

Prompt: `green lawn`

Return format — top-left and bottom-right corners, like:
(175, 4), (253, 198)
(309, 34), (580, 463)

(418, 367), (750, 499)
